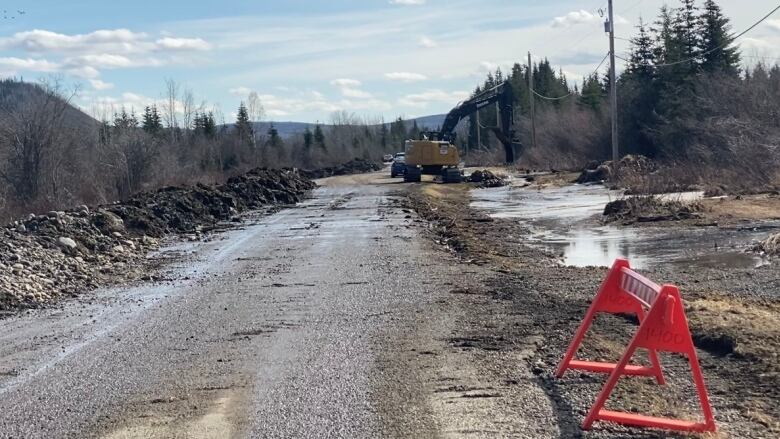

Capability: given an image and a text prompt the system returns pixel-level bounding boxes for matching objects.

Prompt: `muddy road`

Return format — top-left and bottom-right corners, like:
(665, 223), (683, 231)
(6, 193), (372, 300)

(2, 169), (777, 438)
(0, 173), (546, 438)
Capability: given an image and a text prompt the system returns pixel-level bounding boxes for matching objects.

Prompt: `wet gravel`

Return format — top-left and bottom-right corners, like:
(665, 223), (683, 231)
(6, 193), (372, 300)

(406, 183), (780, 438)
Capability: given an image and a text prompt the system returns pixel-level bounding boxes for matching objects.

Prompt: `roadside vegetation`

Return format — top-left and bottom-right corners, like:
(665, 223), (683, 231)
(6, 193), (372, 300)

(466, 0), (779, 195)
(0, 79), (427, 223)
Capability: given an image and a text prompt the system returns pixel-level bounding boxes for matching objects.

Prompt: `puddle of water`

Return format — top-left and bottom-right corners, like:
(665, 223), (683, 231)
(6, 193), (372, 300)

(471, 184), (772, 270)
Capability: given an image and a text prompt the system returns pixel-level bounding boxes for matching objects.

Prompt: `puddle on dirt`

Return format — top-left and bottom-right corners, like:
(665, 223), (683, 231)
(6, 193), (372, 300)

(471, 183), (773, 270)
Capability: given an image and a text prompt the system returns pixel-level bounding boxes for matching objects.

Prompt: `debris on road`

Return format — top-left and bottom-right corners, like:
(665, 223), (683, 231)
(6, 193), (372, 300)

(0, 168), (315, 311)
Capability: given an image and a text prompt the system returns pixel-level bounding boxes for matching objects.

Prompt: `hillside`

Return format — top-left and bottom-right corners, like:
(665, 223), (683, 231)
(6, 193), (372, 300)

(0, 80), (98, 132)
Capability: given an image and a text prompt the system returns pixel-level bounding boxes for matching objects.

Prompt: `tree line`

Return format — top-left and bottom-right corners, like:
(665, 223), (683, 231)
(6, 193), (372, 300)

(468, 0), (780, 189)
(0, 79), (427, 222)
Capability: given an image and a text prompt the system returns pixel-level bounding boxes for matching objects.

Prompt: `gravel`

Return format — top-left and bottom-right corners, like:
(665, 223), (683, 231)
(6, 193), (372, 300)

(0, 168), (315, 311)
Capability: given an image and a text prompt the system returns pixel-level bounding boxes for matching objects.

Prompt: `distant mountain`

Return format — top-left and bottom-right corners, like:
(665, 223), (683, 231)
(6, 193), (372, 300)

(0, 79), (98, 131)
(250, 114), (447, 138)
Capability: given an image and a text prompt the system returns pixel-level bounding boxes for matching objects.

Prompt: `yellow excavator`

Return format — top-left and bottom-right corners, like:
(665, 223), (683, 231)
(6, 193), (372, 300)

(403, 81), (519, 183)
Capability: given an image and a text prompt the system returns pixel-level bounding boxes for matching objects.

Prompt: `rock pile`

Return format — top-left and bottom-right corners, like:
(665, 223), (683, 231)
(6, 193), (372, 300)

(300, 158), (382, 179)
(0, 168), (315, 311)
(468, 170), (507, 188)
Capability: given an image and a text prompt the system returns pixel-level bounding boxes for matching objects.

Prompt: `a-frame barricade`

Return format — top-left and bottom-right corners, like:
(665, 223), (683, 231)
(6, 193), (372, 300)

(555, 258), (717, 433)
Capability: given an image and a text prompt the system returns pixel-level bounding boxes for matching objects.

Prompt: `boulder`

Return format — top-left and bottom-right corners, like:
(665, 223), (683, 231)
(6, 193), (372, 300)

(57, 237), (78, 252)
(93, 210), (125, 233)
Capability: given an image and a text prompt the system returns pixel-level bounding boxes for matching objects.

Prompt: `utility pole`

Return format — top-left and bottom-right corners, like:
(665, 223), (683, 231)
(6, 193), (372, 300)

(528, 52), (537, 150)
(607, 0), (619, 163)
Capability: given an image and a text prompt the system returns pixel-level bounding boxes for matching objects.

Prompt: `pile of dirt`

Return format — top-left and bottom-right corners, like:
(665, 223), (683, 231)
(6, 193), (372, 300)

(468, 170), (507, 188)
(300, 158), (382, 179)
(754, 232), (780, 256)
(0, 168), (315, 311)
(111, 168), (315, 237)
(576, 154), (656, 184)
(603, 195), (703, 224)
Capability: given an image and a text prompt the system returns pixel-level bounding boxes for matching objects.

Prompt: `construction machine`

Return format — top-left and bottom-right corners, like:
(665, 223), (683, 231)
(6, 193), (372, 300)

(403, 81), (520, 183)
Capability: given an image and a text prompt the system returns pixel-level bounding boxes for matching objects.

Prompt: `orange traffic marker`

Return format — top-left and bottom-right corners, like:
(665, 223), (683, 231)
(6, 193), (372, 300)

(556, 259), (717, 433)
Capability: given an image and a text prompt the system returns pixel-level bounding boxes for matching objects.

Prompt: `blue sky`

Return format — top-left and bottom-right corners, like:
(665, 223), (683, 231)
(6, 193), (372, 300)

(1, 0), (779, 123)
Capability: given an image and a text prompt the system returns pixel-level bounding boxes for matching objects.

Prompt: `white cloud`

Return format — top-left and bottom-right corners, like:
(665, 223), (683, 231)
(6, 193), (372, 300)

(385, 72), (428, 82)
(551, 10), (600, 28)
(398, 89), (469, 108)
(738, 37), (773, 51)
(330, 78), (361, 87)
(340, 87), (373, 98)
(390, 0), (426, 5)
(418, 36), (438, 48)
(767, 19), (780, 32)
(228, 86), (253, 96)
(0, 28), (210, 86)
(0, 57), (60, 74)
(155, 37), (211, 51)
(330, 78), (372, 98)
(89, 79), (114, 90)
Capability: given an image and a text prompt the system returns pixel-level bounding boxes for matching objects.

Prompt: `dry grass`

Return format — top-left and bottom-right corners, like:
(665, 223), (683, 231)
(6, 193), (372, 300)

(702, 195), (780, 224)
(687, 296), (780, 362)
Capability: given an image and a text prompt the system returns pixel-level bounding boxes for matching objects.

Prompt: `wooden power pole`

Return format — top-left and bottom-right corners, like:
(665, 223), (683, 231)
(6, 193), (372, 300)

(608, 0), (619, 163)
(528, 52), (537, 150)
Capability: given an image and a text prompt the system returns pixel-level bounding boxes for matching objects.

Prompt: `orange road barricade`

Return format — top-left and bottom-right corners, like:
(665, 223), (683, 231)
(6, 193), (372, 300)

(555, 258), (717, 433)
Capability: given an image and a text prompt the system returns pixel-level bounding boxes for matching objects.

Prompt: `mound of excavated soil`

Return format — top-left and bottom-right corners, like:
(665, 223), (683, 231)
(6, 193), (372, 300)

(300, 158), (382, 180)
(603, 196), (703, 224)
(0, 168), (315, 311)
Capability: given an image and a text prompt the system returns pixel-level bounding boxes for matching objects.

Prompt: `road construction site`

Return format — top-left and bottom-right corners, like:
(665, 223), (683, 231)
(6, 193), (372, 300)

(0, 166), (778, 438)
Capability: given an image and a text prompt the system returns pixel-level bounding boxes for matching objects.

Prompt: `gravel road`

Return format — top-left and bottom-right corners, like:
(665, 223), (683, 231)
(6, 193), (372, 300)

(0, 173), (551, 438)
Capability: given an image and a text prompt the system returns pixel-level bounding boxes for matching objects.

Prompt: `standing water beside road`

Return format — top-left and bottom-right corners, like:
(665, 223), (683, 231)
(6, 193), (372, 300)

(470, 181), (773, 270)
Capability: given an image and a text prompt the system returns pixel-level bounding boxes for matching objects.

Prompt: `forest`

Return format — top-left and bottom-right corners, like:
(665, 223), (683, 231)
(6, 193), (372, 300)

(468, 0), (779, 192)
(1, 0), (777, 221)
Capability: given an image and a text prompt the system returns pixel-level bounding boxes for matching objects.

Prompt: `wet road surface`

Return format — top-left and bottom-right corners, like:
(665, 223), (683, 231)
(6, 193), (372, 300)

(0, 176), (528, 438)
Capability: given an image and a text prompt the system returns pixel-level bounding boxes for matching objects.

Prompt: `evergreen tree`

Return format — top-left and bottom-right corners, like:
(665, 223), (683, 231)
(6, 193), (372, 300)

(313, 123), (326, 150)
(235, 102), (253, 142)
(673, 0), (701, 73)
(408, 119), (421, 140)
(266, 123), (282, 148)
(699, 0), (740, 75)
(142, 105), (163, 135)
(579, 74), (605, 111)
(203, 112), (216, 138)
(303, 127), (314, 150)
(626, 18), (656, 82)
(113, 108), (138, 133)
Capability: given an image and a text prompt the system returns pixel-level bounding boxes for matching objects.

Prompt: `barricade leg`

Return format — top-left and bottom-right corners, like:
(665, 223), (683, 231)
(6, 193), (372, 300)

(688, 348), (717, 431)
(647, 349), (665, 385)
(555, 305), (598, 378)
(582, 342), (639, 430)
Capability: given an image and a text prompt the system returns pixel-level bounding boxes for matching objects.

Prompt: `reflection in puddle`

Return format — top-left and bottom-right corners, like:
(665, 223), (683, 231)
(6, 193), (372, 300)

(471, 183), (771, 270)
